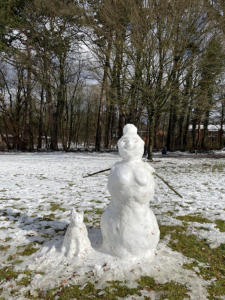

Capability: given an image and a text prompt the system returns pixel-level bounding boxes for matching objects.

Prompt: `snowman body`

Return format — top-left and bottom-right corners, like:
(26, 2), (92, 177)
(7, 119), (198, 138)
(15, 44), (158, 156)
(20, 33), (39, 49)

(100, 124), (160, 258)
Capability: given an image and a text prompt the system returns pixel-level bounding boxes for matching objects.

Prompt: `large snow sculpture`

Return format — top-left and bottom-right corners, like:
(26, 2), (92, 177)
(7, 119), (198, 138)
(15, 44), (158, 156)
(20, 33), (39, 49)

(100, 124), (160, 258)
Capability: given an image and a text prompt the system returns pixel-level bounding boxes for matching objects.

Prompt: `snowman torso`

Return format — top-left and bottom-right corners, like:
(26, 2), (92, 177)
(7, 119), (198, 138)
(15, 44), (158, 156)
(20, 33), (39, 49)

(108, 160), (155, 206)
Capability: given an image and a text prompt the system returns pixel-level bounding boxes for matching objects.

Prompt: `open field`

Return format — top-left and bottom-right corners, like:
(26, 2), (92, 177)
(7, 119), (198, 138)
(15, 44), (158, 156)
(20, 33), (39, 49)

(0, 152), (224, 299)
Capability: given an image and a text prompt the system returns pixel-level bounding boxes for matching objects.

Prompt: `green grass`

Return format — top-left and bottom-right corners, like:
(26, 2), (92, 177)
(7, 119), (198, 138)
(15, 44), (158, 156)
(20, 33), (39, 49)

(168, 230), (225, 297)
(0, 197), (20, 201)
(17, 276), (31, 287)
(12, 259), (23, 265)
(176, 214), (212, 224)
(24, 281), (142, 300)
(138, 276), (190, 299)
(24, 278), (190, 300)
(211, 164), (224, 173)
(83, 208), (104, 226)
(197, 226), (210, 231)
(17, 243), (39, 256)
(0, 245), (10, 251)
(159, 223), (225, 298)
(104, 280), (142, 298)
(50, 203), (66, 212)
(94, 208), (103, 215)
(215, 219), (225, 232)
(208, 278), (225, 300)
(0, 267), (18, 281)
(159, 224), (186, 239)
(24, 281), (142, 299)
(42, 213), (55, 220)
(16, 270), (33, 287)
(5, 237), (12, 242)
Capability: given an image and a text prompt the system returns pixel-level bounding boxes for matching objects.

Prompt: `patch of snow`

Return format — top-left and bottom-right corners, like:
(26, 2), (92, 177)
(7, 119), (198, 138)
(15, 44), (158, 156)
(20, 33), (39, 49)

(0, 151), (224, 299)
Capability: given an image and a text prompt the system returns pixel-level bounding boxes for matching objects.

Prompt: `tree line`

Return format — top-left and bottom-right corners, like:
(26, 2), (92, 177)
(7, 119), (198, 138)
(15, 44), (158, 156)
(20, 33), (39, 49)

(0, 0), (225, 159)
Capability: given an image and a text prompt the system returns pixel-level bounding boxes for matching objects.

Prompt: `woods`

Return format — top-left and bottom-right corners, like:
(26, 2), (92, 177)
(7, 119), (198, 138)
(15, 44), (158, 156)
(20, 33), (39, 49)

(0, 0), (225, 157)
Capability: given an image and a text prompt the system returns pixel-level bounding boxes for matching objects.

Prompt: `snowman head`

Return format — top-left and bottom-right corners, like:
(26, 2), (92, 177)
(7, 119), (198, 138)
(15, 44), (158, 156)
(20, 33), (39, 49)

(118, 124), (144, 161)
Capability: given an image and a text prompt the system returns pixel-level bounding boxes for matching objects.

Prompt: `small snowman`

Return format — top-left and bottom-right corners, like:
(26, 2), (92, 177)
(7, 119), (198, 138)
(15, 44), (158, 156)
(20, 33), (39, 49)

(100, 124), (160, 258)
(62, 210), (92, 259)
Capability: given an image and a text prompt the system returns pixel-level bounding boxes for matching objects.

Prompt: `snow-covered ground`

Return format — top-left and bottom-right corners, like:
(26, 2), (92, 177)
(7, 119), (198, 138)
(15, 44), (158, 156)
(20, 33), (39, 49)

(0, 152), (224, 299)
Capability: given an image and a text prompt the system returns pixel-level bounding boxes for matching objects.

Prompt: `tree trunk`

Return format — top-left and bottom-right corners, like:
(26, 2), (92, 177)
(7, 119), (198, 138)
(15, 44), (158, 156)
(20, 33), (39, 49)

(219, 99), (224, 148)
(201, 110), (209, 150)
(85, 102), (90, 148)
(183, 105), (192, 150)
(37, 87), (44, 150)
(51, 56), (66, 150)
(95, 40), (112, 151)
(147, 104), (155, 160)
(166, 102), (177, 151)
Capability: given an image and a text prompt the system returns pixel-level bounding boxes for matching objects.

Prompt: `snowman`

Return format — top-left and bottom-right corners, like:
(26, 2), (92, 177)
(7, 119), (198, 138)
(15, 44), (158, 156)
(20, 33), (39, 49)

(100, 124), (160, 258)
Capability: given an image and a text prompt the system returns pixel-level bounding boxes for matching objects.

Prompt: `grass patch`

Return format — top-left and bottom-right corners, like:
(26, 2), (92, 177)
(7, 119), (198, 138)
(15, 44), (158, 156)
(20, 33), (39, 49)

(17, 243), (39, 256)
(0, 245), (10, 251)
(208, 278), (225, 299)
(82, 208), (104, 226)
(12, 259), (23, 265)
(167, 229), (225, 297)
(176, 215), (212, 224)
(211, 164), (224, 173)
(40, 233), (53, 238)
(5, 237), (12, 242)
(83, 217), (89, 223)
(0, 267), (18, 281)
(25, 281), (142, 299)
(168, 232), (224, 277)
(17, 276), (31, 287)
(215, 219), (225, 232)
(183, 261), (199, 271)
(94, 208), (103, 215)
(50, 203), (66, 212)
(159, 223), (225, 298)
(104, 280), (141, 298)
(16, 270), (33, 287)
(42, 213), (55, 220)
(159, 224), (186, 239)
(197, 226), (210, 231)
(138, 276), (190, 299)
(7, 255), (23, 264)
(0, 197), (20, 201)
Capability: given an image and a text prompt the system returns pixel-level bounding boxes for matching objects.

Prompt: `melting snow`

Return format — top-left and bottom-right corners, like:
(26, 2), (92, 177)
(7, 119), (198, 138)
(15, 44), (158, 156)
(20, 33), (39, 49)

(0, 152), (224, 299)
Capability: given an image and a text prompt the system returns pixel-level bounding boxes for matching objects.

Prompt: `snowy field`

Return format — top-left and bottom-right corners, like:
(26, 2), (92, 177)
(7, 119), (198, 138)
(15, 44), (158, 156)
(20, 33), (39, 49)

(0, 152), (224, 299)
